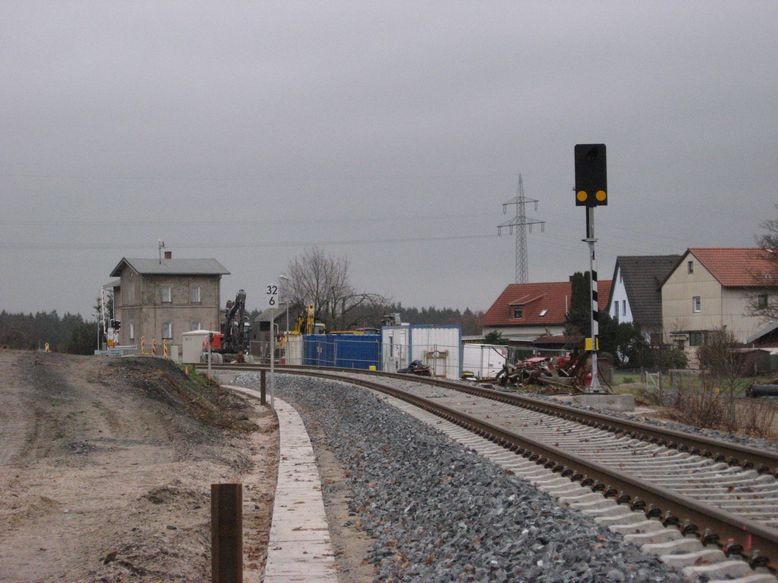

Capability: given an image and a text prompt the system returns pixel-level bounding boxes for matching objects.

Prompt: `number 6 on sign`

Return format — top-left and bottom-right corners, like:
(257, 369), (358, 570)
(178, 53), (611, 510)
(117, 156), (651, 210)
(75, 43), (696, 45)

(266, 283), (278, 307)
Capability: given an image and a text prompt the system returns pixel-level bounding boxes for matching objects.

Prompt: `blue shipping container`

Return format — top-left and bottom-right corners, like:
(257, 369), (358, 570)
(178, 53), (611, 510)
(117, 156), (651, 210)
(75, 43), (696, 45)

(303, 334), (381, 370)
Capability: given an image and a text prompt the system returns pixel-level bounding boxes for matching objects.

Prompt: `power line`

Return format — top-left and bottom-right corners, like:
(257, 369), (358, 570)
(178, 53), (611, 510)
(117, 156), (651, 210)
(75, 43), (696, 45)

(0, 232), (501, 251)
(0, 210), (493, 227)
(0, 170), (507, 183)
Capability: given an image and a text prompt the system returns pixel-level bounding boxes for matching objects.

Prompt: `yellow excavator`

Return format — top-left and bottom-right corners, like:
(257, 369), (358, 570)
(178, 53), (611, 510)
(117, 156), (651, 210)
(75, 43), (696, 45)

(290, 304), (325, 335)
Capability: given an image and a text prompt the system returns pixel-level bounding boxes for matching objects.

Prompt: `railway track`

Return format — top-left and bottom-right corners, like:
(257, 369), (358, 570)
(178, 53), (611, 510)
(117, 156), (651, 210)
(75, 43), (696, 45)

(205, 363), (778, 579)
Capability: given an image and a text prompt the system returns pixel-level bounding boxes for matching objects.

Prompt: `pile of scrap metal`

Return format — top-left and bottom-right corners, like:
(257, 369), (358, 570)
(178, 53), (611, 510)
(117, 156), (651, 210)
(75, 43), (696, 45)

(495, 356), (555, 387)
(495, 352), (612, 393)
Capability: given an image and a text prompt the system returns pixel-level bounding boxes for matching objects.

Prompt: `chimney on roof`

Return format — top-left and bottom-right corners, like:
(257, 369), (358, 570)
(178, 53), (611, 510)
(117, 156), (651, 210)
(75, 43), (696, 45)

(164, 251), (172, 260)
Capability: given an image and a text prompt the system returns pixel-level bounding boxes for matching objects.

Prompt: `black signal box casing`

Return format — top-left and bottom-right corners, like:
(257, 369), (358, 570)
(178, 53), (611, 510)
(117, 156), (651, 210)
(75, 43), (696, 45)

(575, 144), (607, 206)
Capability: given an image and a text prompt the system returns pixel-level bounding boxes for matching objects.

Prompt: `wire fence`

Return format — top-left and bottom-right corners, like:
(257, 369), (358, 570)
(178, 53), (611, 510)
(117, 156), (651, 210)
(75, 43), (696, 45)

(251, 336), (514, 380)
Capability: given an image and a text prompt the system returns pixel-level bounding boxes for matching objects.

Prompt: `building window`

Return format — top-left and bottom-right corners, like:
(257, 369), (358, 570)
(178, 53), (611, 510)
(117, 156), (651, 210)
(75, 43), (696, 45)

(161, 286), (172, 303)
(126, 284), (134, 304)
(191, 286), (201, 304)
(622, 300), (626, 316)
(162, 322), (173, 339)
(191, 321), (201, 331)
(129, 323), (135, 341)
(687, 261), (694, 274)
(757, 294), (768, 309)
(689, 331), (705, 346)
(692, 296), (702, 313)
(512, 306), (523, 319)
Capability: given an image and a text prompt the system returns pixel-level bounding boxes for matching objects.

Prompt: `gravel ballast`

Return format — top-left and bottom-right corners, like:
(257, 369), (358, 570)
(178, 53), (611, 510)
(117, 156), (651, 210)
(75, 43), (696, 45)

(236, 373), (682, 582)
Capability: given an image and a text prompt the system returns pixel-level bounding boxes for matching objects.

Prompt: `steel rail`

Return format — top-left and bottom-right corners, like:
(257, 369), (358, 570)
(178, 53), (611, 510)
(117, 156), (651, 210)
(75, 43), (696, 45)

(204, 363), (778, 475)
(215, 365), (778, 569)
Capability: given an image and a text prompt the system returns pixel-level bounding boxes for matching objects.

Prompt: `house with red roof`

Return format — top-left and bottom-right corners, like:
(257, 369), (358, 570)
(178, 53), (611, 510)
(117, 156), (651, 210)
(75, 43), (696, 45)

(482, 279), (612, 345)
(661, 248), (777, 353)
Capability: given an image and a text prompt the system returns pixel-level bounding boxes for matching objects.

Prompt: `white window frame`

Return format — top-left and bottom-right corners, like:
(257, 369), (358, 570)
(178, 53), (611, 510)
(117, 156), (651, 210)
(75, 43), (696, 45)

(161, 286), (172, 303)
(191, 321), (202, 331)
(512, 306), (523, 319)
(692, 296), (702, 313)
(687, 261), (694, 274)
(191, 286), (201, 304)
(129, 322), (135, 341)
(162, 322), (173, 339)
(622, 300), (626, 316)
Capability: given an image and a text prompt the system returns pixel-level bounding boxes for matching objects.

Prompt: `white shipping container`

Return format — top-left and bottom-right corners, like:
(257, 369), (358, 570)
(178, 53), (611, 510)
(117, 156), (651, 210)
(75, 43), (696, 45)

(381, 325), (410, 373)
(382, 325), (461, 379)
(462, 343), (507, 379)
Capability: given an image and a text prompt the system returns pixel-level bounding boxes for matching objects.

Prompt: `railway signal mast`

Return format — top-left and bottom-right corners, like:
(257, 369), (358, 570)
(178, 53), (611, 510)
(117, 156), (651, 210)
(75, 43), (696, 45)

(574, 144), (608, 393)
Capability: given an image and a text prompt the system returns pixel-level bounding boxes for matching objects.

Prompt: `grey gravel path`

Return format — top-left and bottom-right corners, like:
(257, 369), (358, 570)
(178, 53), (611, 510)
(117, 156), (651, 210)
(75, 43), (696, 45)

(236, 373), (682, 582)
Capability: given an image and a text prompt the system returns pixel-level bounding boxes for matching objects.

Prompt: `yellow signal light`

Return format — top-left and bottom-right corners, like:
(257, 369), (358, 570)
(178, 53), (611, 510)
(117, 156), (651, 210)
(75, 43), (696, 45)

(576, 190), (588, 203)
(595, 190), (607, 202)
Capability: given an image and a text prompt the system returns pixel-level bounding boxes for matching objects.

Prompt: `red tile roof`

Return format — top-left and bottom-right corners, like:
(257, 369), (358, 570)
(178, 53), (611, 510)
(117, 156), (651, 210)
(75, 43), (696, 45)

(688, 248), (777, 287)
(483, 280), (612, 327)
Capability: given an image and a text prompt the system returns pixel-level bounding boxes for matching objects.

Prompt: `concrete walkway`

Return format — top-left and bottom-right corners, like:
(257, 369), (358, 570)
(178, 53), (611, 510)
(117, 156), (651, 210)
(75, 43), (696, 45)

(223, 386), (337, 582)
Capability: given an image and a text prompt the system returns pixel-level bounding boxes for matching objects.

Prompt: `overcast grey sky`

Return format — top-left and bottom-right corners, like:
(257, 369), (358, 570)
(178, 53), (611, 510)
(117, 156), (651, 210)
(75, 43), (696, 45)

(1, 1), (776, 317)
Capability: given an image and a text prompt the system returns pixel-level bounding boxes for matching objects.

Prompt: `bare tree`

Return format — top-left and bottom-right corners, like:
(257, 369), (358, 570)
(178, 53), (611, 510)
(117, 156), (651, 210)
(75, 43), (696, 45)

(286, 247), (387, 330)
(748, 217), (778, 321)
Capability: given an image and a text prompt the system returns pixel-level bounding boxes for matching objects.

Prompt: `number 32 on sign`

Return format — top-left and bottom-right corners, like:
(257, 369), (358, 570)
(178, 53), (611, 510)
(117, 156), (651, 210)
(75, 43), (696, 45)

(266, 284), (278, 307)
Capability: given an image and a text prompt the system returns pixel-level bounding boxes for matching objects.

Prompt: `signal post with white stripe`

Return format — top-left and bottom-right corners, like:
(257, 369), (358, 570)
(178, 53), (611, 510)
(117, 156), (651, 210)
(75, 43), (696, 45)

(575, 144), (607, 393)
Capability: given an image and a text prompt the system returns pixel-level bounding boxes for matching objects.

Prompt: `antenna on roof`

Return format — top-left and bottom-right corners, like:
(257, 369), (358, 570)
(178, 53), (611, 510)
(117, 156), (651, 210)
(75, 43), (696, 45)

(158, 240), (166, 264)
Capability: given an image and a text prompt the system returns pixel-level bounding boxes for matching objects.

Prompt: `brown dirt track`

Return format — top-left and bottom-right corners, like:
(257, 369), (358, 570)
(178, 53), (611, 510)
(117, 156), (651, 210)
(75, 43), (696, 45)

(0, 350), (278, 582)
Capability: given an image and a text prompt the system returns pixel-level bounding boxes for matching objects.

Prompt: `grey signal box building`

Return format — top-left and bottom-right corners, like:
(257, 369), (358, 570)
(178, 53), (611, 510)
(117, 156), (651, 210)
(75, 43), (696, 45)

(109, 253), (230, 349)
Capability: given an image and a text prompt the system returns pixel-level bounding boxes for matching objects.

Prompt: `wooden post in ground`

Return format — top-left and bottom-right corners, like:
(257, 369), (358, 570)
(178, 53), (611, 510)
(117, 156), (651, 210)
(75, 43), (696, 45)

(260, 369), (267, 405)
(211, 483), (243, 583)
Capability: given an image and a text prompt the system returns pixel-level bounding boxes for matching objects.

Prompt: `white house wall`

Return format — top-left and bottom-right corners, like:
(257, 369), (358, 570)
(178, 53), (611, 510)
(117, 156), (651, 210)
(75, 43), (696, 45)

(608, 266), (633, 324)
(662, 253), (769, 346)
(721, 287), (772, 343)
(662, 257), (722, 339)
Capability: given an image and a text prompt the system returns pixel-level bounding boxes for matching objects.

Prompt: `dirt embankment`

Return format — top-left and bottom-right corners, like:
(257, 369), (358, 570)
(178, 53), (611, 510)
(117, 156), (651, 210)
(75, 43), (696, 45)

(0, 350), (278, 582)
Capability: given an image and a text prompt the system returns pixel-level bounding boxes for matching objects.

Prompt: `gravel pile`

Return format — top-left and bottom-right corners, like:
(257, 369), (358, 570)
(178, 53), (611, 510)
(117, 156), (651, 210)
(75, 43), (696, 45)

(236, 373), (681, 582)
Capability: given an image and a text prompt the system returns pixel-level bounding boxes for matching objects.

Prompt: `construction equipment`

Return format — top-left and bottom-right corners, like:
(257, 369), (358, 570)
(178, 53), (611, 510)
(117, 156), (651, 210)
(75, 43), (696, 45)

(290, 304), (325, 335)
(219, 289), (251, 355)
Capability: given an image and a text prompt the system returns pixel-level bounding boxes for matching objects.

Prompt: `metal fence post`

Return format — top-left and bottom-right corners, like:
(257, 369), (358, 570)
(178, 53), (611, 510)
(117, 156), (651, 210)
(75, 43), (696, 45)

(211, 483), (243, 583)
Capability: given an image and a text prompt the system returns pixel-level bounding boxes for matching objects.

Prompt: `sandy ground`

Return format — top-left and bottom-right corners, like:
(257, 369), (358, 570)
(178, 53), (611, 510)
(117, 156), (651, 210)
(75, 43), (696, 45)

(0, 350), (278, 582)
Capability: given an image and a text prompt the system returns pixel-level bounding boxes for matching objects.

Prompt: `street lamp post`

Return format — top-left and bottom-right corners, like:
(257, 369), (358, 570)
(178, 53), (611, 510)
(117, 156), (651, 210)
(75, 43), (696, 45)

(279, 275), (290, 334)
